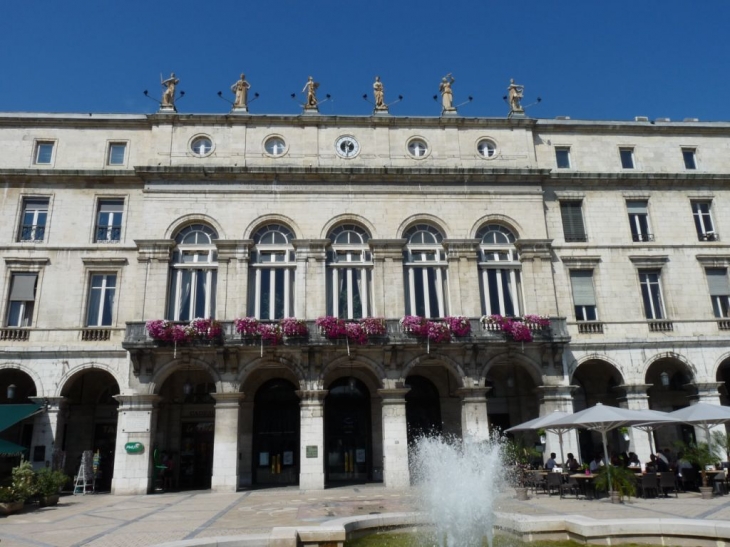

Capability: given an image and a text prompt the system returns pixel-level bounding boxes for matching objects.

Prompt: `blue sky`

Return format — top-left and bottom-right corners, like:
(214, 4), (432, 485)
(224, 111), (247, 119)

(2, 0), (728, 121)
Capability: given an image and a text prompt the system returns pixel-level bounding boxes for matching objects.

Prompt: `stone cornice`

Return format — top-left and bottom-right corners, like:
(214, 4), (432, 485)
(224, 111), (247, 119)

(135, 239), (175, 262)
(214, 239), (253, 262)
(369, 239), (407, 260)
(3, 256), (50, 268)
(292, 239), (329, 260)
(515, 239), (553, 259)
(696, 255), (730, 267)
(628, 255), (670, 268)
(549, 171), (730, 182)
(560, 255), (602, 269)
(443, 239), (480, 259)
(81, 257), (128, 267)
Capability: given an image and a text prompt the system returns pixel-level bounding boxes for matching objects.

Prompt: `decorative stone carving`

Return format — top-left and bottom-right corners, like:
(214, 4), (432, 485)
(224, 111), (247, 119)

(302, 76), (319, 109)
(508, 79), (524, 113)
(373, 76), (386, 111)
(231, 73), (251, 109)
(161, 73), (179, 107)
(439, 74), (456, 113)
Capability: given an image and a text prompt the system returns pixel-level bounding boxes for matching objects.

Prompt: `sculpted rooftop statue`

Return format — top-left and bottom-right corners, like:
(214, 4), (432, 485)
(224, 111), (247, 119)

(439, 74), (456, 113)
(231, 73), (251, 109)
(373, 76), (386, 111)
(508, 78), (525, 113)
(161, 73), (179, 107)
(302, 76), (320, 109)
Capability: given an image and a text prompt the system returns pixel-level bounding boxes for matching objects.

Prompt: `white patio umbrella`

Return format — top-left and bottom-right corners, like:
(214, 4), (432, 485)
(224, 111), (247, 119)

(549, 403), (676, 493)
(667, 403), (730, 457)
(629, 409), (675, 456)
(505, 410), (572, 465)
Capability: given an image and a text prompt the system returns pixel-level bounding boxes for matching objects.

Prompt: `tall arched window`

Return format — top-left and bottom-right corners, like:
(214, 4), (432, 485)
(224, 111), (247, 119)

(476, 224), (522, 316)
(168, 224), (218, 320)
(250, 224), (295, 319)
(403, 224), (448, 318)
(327, 224), (372, 318)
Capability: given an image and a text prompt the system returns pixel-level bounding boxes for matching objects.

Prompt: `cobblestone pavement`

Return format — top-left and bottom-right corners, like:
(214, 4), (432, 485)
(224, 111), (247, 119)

(2, 486), (730, 547)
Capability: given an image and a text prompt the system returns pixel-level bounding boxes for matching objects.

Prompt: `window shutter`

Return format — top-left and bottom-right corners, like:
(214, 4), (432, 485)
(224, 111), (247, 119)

(99, 200), (124, 213)
(707, 268), (730, 296)
(9, 273), (37, 301)
(626, 201), (647, 214)
(560, 201), (586, 240)
(570, 270), (596, 306)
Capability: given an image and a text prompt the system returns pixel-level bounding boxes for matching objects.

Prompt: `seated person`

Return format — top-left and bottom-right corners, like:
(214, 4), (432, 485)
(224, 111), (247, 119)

(655, 453), (669, 473)
(627, 452), (642, 468)
(566, 453), (581, 472)
(589, 454), (603, 473)
(545, 452), (557, 471)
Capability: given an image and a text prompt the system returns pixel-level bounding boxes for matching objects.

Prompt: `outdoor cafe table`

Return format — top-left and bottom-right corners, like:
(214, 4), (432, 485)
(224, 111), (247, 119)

(570, 473), (598, 499)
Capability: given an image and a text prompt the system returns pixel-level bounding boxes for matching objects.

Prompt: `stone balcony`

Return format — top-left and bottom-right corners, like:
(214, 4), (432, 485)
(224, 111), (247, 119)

(122, 317), (569, 375)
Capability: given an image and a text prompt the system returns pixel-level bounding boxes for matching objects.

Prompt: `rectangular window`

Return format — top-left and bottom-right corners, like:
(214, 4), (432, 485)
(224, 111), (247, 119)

(706, 268), (730, 318)
(95, 199), (124, 242)
(86, 274), (116, 326)
(6, 273), (37, 327)
(639, 270), (665, 320)
(555, 147), (571, 169)
(560, 201), (587, 242)
(691, 200), (717, 240)
(405, 266), (447, 318)
(570, 270), (598, 321)
(619, 148), (635, 169)
(19, 198), (49, 242)
(107, 143), (127, 166)
(682, 148), (697, 170)
(627, 200), (652, 242)
(328, 263), (371, 320)
(34, 141), (54, 165)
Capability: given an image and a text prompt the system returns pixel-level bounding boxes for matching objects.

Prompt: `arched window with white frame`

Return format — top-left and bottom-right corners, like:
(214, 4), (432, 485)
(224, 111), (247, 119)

(249, 224), (296, 320)
(403, 224), (448, 318)
(477, 224), (522, 316)
(327, 224), (372, 319)
(168, 224), (218, 320)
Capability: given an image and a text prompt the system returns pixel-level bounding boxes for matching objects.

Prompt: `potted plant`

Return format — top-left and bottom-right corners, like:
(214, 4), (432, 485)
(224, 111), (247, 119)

(504, 439), (540, 500)
(0, 460), (36, 515)
(593, 465), (636, 503)
(35, 468), (68, 506)
(0, 486), (24, 515)
(681, 442), (718, 499)
(537, 428), (547, 445)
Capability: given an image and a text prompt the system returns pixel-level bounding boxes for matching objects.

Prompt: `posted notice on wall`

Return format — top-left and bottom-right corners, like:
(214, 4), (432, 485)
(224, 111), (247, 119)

(121, 411), (151, 433)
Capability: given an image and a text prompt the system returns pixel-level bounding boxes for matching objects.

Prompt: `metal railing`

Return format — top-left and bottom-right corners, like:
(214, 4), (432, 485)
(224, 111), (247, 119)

(95, 225), (122, 242)
(19, 225), (45, 241)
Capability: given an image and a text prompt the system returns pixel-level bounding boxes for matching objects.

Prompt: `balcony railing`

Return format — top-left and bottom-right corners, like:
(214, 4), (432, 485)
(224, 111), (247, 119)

(648, 320), (674, 332)
(81, 328), (112, 341)
(19, 225), (45, 241)
(577, 322), (604, 334)
(0, 328), (30, 342)
(718, 319), (730, 331)
(632, 233), (655, 242)
(123, 317), (568, 349)
(95, 225), (122, 243)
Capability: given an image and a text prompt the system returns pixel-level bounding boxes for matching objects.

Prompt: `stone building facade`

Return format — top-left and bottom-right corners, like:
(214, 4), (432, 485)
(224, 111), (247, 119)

(0, 111), (729, 494)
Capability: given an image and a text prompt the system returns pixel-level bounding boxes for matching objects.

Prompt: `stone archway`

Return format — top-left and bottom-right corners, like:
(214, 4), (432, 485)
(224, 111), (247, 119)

(0, 367), (38, 477)
(646, 357), (697, 448)
(485, 363), (540, 435)
(60, 368), (120, 491)
(717, 357), (730, 408)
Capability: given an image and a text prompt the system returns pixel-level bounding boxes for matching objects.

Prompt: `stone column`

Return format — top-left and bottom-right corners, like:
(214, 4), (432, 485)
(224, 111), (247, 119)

(443, 239), (480, 317)
(514, 239), (557, 316)
(211, 392), (245, 492)
(214, 240), (253, 319)
(292, 240), (329, 319)
(379, 388), (410, 489)
(29, 397), (67, 471)
(297, 390), (327, 490)
(619, 384), (654, 463)
(239, 400), (254, 486)
(369, 239), (407, 318)
(456, 387), (490, 441)
(538, 385), (580, 464)
(111, 395), (161, 495)
(691, 382), (725, 445)
(135, 240), (175, 320)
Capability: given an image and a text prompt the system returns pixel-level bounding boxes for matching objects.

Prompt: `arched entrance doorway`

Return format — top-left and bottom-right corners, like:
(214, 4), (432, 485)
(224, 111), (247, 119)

(717, 358), (730, 408)
(253, 379), (300, 486)
(646, 358), (697, 448)
(0, 368), (37, 478)
(486, 364), (539, 434)
(60, 369), (119, 491)
(572, 360), (625, 462)
(156, 368), (216, 490)
(325, 377), (371, 484)
(405, 375), (442, 444)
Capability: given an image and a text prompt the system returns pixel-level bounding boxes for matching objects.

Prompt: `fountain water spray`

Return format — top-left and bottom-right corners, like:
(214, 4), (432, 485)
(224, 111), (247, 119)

(411, 434), (505, 547)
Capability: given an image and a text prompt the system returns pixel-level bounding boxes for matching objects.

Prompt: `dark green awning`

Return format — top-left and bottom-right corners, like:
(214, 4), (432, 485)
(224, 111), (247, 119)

(0, 438), (28, 457)
(0, 404), (42, 433)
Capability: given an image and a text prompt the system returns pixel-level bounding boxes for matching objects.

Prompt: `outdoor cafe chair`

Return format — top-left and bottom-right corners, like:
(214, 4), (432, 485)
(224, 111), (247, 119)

(659, 472), (678, 498)
(560, 475), (580, 499)
(640, 473), (659, 499)
(528, 470), (546, 495)
(546, 472), (563, 496)
(713, 471), (727, 495)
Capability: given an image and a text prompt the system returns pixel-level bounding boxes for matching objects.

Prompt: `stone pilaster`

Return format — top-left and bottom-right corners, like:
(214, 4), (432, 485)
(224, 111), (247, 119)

(537, 385), (580, 464)
(29, 397), (67, 471)
(111, 394), (161, 495)
(292, 240), (329, 319)
(214, 240), (252, 319)
(456, 387), (490, 441)
(369, 239), (407, 318)
(297, 390), (327, 490)
(618, 383), (654, 463)
(135, 240), (175, 320)
(514, 239), (557, 316)
(211, 392), (245, 492)
(443, 239), (480, 317)
(379, 388), (410, 489)
(238, 401), (254, 486)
